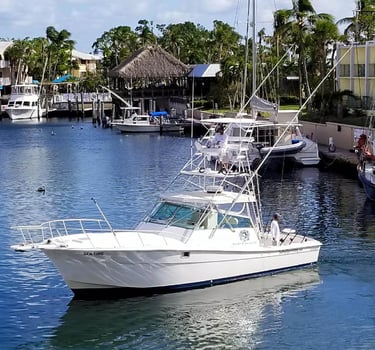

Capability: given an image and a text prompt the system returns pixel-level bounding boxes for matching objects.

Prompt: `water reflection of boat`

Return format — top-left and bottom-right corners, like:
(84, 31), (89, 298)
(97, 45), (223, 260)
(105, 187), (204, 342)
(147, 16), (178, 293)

(50, 268), (320, 349)
(354, 198), (375, 234)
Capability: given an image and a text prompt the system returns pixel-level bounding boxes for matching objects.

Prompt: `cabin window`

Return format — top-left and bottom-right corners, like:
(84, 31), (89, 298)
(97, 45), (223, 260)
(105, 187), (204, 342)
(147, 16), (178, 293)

(24, 101), (30, 106)
(217, 213), (250, 228)
(134, 116), (148, 122)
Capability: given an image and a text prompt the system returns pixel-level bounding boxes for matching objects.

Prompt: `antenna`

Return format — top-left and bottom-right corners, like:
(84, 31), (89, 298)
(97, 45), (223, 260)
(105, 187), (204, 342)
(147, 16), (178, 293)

(242, 0), (251, 107)
(91, 197), (114, 232)
(190, 73), (195, 169)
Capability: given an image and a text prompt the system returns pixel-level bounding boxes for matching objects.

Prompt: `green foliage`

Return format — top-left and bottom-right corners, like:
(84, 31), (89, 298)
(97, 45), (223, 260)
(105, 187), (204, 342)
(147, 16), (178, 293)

(45, 26), (75, 81)
(337, 0), (375, 42)
(280, 96), (300, 105)
(92, 25), (140, 69)
(79, 72), (106, 92)
(156, 22), (211, 63)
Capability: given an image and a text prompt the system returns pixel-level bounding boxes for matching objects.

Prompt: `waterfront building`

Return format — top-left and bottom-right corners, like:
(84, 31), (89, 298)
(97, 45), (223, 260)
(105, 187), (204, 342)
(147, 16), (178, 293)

(71, 49), (102, 79)
(0, 41), (12, 96)
(336, 41), (375, 111)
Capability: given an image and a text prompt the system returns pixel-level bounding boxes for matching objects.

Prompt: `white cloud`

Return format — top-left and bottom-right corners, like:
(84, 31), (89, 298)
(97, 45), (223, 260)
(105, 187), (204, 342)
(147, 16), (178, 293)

(201, 0), (235, 13)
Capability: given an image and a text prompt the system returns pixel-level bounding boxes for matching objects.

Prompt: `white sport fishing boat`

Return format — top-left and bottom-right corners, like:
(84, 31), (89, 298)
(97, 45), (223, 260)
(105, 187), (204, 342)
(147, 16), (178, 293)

(5, 83), (46, 120)
(11, 119), (322, 299)
(199, 111), (320, 168)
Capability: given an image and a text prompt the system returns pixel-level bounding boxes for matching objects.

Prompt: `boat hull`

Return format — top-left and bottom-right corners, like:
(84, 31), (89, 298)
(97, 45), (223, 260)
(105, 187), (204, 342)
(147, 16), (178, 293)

(358, 162), (375, 201)
(260, 140), (306, 156)
(112, 123), (182, 133)
(41, 244), (321, 299)
(113, 123), (161, 133)
(260, 139), (320, 166)
(5, 107), (44, 120)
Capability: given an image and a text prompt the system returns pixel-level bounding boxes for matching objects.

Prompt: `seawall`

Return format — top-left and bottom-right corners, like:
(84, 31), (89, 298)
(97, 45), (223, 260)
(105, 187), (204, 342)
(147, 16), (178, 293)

(318, 145), (358, 179)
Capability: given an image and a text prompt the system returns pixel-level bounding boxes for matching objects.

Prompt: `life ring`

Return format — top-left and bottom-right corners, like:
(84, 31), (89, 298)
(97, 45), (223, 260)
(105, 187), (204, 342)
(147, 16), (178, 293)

(328, 144), (336, 152)
(240, 230), (249, 241)
(199, 167), (205, 173)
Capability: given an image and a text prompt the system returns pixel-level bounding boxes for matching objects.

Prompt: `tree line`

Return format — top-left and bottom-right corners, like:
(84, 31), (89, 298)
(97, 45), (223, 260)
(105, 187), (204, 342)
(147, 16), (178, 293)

(2, 0), (375, 113)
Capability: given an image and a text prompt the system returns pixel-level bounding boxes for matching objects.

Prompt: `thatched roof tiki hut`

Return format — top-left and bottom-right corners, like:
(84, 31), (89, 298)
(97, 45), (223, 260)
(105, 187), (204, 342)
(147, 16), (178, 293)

(109, 45), (190, 115)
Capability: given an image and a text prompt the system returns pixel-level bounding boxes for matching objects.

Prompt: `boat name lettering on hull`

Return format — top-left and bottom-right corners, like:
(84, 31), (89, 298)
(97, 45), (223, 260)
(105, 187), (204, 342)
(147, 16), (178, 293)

(83, 252), (104, 256)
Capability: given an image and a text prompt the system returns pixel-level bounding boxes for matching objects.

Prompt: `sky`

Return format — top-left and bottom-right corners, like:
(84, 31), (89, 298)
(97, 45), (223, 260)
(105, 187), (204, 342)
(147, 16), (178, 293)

(0, 0), (356, 53)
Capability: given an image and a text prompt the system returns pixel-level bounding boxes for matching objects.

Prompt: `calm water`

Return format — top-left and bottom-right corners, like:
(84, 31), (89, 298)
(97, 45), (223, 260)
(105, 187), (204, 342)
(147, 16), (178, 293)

(0, 118), (374, 350)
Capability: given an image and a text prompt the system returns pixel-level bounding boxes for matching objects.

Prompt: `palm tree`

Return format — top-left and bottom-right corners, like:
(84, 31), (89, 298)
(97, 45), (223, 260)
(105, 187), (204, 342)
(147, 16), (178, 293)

(209, 21), (241, 63)
(45, 26), (75, 81)
(26, 37), (50, 82)
(308, 17), (339, 118)
(92, 26), (140, 70)
(273, 0), (336, 106)
(4, 38), (33, 84)
(135, 20), (157, 46)
(337, 0), (375, 42)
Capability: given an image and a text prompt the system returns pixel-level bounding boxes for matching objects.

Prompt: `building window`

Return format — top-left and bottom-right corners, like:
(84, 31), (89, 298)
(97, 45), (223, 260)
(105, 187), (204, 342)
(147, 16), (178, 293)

(354, 64), (365, 77)
(340, 64), (350, 77)
(369, 64), (375, 77)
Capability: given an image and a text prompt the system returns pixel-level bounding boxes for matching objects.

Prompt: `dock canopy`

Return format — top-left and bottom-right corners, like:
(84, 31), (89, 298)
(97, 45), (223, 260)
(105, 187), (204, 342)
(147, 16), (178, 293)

(52, 74), (72, 83)
(108, 45), (190, 80)
(150, 111), (168, 117)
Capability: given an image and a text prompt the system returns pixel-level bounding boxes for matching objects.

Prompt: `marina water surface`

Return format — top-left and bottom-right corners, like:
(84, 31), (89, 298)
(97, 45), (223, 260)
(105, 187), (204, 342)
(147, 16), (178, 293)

(0, 119), (374, 349)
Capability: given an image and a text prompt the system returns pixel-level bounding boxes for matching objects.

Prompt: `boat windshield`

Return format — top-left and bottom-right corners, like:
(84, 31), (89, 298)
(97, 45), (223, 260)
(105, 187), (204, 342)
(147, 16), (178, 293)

(147, 202), (205, 229)
(146, 201), (252, 230)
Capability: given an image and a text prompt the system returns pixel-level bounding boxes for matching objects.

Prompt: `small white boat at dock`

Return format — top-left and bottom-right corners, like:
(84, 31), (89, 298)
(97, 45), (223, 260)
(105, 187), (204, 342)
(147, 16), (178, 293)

(111, 110), (183, 134)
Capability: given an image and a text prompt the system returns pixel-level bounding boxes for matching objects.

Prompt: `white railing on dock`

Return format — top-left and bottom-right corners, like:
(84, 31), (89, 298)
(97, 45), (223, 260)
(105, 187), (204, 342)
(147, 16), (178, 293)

(52, 92), (112, 104)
